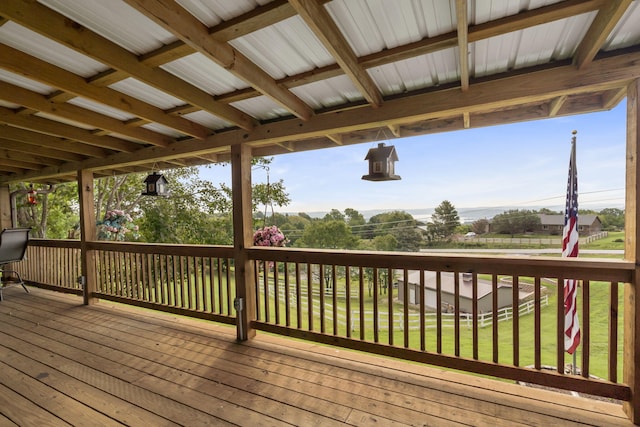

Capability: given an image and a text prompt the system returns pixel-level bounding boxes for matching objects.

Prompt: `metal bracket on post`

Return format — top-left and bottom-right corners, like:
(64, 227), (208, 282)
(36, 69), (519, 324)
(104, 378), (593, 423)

(77, 275), (86, 288)
(234, 297), (244, 341)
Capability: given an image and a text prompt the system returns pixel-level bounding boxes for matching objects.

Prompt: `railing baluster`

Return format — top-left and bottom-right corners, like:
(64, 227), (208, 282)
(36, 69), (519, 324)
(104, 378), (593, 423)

(582, 279), (590, 378)
(345, 265), (351, 338)
(556, 277), (565, 374)
(307, 263), (313, 332)
(359, 266), (365, 340)
(513, 276), (519, 367)
(436, 271), (442, 354)
(296, 263), (302, 329)
(492, 274), (499, 363)
(610, 281), (619, 382)
(534, 276), (541, 370)
(454, 271), (460, 357)
(274, 262), (280, 325)
(332, 264), (338, 335)
(373, 267), (379, 343)
(284, 262), (291, 327)
(419, 268), (425, 351)
(388, 267), (393, 346)
(403, 268), (409, 348)
(472, 272), (478, 360)
(319, 264), (325, 333)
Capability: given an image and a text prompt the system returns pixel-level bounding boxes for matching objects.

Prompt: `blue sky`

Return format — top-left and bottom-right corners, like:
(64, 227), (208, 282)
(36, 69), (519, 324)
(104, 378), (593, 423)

(199, 101), (627, 216)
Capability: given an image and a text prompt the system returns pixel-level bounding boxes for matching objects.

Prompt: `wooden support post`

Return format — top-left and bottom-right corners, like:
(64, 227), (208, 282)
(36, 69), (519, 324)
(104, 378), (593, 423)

(624, 78), (640, 423)
(231, 143), (256, 341)
(78, 170), (97, 305)
(0, 185), (11, 230)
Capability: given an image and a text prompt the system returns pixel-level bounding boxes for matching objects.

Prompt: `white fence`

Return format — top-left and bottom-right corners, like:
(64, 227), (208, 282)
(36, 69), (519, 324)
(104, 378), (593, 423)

(472, 231), (607, 246)
(351, 295), (549, 331)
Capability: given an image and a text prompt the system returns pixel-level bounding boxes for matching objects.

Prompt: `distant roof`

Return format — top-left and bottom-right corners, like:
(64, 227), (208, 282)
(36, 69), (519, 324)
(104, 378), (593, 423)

(538, 214), (600, 226)
(402, 270), (508, 300)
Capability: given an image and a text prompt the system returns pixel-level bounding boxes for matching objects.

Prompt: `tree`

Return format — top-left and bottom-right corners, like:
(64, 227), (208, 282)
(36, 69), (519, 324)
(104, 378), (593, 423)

(428, 200), (460, 239)
(296, 220), (359, 249)
(599, 207), (624, 231)
(471, 218), (489, 235)
(344, 208), (366, 228)
(491, 209), (540, 236)
(373, 234), (397, 251)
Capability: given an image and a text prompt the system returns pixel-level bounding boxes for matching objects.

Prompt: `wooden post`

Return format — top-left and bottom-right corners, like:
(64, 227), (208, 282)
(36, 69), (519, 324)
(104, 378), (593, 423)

(624, 78), (640, 423)
(0, 185), (11, 230)
(231, 143), (256, 341)
(78, 170), (98, 305)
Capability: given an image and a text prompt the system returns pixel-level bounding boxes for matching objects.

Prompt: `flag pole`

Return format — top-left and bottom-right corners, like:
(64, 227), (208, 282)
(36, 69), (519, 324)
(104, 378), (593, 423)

(572, 131), (578, 377)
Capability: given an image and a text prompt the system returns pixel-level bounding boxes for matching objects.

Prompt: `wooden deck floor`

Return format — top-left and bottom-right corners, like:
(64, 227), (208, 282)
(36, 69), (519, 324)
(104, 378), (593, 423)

(0, 287), (633, 427)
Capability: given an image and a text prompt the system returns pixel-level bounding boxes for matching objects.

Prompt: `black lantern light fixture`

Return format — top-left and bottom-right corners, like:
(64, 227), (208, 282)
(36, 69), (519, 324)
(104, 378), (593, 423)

(362, 142), (401, 181)
(142, 172), (169, 197)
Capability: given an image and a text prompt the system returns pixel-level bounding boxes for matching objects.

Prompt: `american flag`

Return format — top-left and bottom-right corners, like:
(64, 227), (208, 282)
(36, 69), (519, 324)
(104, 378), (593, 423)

(563, 133), (580, 355)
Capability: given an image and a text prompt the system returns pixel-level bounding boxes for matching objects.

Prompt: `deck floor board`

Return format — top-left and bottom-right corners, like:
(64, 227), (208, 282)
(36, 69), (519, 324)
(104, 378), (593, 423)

(0, 287), (633, 426)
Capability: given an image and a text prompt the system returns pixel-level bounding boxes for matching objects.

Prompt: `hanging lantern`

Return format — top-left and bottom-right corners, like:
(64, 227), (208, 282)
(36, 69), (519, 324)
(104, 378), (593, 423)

(142, 172), (169, 197)
(27, 185), (38, 205)
(362, 143), (401, 181)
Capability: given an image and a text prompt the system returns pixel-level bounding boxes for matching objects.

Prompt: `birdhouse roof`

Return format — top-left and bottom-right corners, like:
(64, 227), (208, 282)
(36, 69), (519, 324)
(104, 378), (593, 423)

(144, 173), (167, 184)
(364, 143), (399, 162)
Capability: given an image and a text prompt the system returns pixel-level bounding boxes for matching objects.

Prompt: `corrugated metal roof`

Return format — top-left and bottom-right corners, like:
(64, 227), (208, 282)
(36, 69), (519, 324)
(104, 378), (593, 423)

(0, 0), (638, 182)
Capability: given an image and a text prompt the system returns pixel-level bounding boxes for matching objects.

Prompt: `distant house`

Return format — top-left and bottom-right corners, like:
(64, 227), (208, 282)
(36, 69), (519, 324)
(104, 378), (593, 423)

(538, 214), (601, 236)
(397, 271), (531, 313)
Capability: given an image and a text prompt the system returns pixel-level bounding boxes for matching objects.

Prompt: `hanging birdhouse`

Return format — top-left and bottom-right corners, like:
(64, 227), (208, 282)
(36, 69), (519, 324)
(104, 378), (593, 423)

(362, 143), (401, 181)
(27, 185), (37, 205)
(142, 172), (169, 197)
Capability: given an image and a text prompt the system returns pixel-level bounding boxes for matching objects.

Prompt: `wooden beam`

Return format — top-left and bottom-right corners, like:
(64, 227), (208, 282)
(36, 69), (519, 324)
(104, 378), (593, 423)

(218, 0), (605, 104)
(603, 87), (628, 110)
(463, 112), (471, 129)
(231, 143), (256, 341)
(326, 134), (343, 145)
(123, 0), (312, 122)
(574, 0), (633, 70)
(549, 95), (568, 116)
(5, 51), (639, 183)
(0, 107), (140, 153)
(0, 137), (86, 163)
(456, 0), (470, 92)
(0, 0), (255, 131)
(0, 148), (64, 167)
(0, 81), (172, 147)
(0, 44), (211, 140)
(387, 125), (401, 138)
(0, 125), (112, 158)
(624, 78), (640, 424)
(78, 169), (97, 305)
(289, 0), (383, 107)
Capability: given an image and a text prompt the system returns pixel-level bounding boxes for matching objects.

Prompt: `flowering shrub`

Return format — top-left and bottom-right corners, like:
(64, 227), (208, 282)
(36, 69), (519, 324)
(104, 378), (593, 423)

(97, 210), (139, 241)
(253, 225), (288, 247)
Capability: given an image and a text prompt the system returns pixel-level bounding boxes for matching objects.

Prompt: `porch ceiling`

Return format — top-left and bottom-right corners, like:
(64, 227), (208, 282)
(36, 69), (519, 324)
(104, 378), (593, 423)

(0, 0), (639, 184)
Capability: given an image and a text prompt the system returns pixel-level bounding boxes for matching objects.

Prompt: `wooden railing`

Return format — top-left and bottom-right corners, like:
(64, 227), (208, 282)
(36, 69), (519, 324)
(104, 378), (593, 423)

(248, 246), (634, 401)
(16, 240), (635, 402)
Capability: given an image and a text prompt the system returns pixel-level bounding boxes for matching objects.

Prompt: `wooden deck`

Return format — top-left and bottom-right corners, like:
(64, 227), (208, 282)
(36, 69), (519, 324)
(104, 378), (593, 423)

(0, 287), (633, 427)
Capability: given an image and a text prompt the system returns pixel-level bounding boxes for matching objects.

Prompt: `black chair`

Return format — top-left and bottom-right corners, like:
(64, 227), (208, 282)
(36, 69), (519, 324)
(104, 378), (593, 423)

(0, 228), (30, 301)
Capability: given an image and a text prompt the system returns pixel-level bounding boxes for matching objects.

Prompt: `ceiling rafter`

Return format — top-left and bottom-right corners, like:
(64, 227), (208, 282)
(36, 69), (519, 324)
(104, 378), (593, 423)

(0, 0), (255, 132)
(8, 49), (636, 184)
(455, 0), (470, 92)
(0, 81), (167, 149)
(123, 0), (313, 122)
(574, 0), (633, 69)
(0, 125), (112, 158)
(0, 107), (137, 153)
(216, 0), (606, 105)
(0, 43), (209, 139)
(288, 0), (383, 108)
